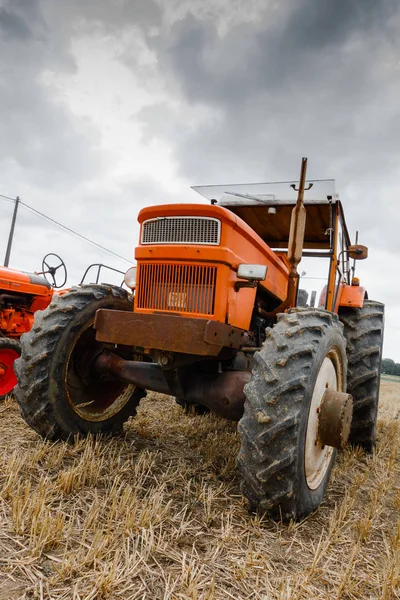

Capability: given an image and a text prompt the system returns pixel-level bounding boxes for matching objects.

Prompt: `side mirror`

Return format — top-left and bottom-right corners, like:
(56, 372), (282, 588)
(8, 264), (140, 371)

(348, 244), (368, 260)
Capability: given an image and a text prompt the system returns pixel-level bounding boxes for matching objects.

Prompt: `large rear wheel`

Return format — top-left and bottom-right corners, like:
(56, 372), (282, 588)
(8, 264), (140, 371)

(15, 285), (146, 440)
(238, 309), (347, 521)
(0, 338), (21, 400)
(339, 300), (384, 451)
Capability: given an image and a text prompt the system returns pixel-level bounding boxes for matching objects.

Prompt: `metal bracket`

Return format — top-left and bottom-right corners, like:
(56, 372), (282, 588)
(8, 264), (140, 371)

(290, 183), (313, 192)
(234, 280), (257, 292)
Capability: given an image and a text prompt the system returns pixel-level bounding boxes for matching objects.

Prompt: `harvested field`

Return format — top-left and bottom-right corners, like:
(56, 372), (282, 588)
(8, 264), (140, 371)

(0, 379), (399, 599)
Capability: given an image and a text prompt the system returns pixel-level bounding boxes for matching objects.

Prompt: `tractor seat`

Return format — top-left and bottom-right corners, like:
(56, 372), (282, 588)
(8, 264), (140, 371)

(297, 289), (309, 307)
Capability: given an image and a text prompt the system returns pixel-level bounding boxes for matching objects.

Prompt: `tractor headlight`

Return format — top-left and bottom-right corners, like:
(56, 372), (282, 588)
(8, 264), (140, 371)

(237, 264), (267, 281)
(124, 266), (137, 289)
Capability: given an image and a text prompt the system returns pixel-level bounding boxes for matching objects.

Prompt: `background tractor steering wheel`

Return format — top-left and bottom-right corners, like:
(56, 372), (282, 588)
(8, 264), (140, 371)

(40, 253), (67, 289)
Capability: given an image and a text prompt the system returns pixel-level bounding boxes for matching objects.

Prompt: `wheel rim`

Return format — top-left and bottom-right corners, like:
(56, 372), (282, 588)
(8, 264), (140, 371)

(305, 351), (342, 490)
(0, 348), (19, 397)
(65, 321), (135, 422)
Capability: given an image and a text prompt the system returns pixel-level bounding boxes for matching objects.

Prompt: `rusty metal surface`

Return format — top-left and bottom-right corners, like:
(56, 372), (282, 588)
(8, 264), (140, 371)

(94, 309), (249, 356)
(94, 352), (171, 394)
(347, 244), (368, 260)
(265, 157), (310, 316)
(317, 388), (353, 449)
(287, 157), (310, 267)
(285, 157), (310, 309)
(325, 205), (339, 312)
(228, 203), (333, 249)
(184, 370), (251, 421)
(203, 320), (249, 349)
(93, 350), (250, 421)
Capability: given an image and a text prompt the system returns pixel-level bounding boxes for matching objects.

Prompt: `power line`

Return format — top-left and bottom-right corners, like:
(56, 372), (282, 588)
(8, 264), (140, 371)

(20, 201), (132, 264)
(0, 193), (16, 203)
(0, 193), (132, 264)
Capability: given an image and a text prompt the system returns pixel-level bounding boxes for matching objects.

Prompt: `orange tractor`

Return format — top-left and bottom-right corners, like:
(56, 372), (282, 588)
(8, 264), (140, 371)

(0, 256), (126, 400)
(0, 254), (67, 399)
(15, 158), (384, 520)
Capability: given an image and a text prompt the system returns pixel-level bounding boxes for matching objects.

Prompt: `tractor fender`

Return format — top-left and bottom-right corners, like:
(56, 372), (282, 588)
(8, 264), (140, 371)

(337, 284), (366, 309)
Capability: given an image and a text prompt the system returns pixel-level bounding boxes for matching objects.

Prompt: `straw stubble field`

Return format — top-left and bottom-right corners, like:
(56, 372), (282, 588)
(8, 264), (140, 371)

(0, 377), (399, 600)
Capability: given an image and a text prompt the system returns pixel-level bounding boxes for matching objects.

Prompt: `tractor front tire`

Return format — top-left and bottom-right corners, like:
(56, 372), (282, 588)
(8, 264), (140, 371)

(15, 285), (146, 440)
(0, 337), (21, 400)
(238, 309), (347, 521)
(339, 301), (384, 452)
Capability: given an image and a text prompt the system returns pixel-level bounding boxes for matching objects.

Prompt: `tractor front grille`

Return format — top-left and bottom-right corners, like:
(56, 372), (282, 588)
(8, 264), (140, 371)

(141, 217), (221, 245)
(136, 263), (217, 315)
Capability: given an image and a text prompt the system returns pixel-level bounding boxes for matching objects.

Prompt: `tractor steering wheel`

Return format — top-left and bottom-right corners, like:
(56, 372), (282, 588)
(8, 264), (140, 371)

(40, 253), (67, 289)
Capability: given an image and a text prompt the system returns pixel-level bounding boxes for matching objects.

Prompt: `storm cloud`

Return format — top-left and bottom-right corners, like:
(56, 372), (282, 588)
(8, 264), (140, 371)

(144, 0), (400, 185)
(0, 0), (103, 190)
(0, 0), (399, 357)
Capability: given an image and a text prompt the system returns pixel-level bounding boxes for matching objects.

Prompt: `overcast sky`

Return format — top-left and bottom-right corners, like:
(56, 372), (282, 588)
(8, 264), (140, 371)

(0, 0), (399, 359)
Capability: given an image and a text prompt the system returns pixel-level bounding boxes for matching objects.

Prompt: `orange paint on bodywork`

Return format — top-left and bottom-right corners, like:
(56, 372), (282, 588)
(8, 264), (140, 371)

(0, 267), (53, 301)
(134, 204), (289, 330)
(0, 267), (53, 338)
(0, 308), (34, 338)
(337, 284), (366, 309)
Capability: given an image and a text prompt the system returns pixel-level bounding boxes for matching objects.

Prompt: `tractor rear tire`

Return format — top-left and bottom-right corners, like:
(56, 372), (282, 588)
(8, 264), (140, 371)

(0, 338), (21, 400)
(339, 301), (384, 452)
(238, 309), (347, 521)
(15, 285), (146, 440)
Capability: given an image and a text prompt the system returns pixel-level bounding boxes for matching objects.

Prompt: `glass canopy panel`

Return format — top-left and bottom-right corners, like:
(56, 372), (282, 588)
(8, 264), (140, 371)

(191, 179), (336, 205)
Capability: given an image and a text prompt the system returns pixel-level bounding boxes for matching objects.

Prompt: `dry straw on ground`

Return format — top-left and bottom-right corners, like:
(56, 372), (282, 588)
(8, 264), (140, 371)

(0, 378), (399, 599)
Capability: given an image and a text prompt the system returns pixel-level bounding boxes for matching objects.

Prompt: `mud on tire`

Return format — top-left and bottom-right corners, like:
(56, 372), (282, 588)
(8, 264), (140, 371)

(15, 285), (146, 440)
(339, 300), (384, 452)
(238, 308), (347, 521)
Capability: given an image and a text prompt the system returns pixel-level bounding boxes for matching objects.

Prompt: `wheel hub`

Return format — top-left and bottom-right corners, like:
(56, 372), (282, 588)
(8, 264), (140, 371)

(318, 389), (353, 449)
(305, 356), (339, 490)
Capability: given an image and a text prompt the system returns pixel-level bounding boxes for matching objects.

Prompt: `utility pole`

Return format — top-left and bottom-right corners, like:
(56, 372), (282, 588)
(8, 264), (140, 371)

(4, 196), (20, 267)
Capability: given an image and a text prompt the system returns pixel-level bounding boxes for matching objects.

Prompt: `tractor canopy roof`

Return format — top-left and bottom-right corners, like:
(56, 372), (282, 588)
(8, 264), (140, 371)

(192, 179), (351, 250)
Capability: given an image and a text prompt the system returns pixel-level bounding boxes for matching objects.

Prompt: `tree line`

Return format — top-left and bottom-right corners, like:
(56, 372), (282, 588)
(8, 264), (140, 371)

(382, 358), (400, 376)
